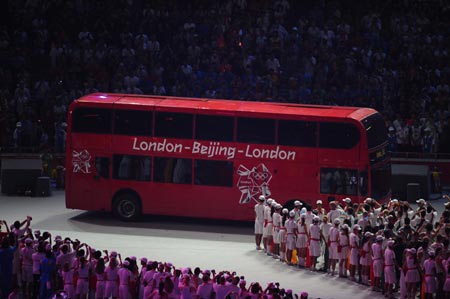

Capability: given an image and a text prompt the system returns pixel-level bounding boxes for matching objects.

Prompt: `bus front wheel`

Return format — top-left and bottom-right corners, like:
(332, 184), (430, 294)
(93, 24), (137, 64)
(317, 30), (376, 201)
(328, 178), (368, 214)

(113, 193), (141, 221)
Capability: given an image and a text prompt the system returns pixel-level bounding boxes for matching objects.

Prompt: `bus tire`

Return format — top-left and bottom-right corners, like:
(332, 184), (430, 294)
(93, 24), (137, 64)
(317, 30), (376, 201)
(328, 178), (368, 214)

(113, 193), (141, 221)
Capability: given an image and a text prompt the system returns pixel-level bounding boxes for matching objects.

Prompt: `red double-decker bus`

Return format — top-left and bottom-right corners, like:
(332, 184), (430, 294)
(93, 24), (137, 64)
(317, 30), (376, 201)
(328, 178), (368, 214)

(65, 93), (391, 221)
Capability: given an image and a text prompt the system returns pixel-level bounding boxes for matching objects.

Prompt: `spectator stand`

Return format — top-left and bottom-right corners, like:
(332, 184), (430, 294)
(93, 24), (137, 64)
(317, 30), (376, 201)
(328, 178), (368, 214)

(0, 0), (448, 155)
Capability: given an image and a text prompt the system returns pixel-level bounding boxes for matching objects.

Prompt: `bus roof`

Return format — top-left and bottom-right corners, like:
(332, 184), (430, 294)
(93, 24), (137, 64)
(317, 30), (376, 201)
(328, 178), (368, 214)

(73, 93), (377, 121)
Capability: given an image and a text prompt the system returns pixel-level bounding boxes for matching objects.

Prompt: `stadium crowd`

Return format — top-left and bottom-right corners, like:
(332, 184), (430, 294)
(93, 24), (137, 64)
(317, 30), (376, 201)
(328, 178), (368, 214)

(253, 194), (450, 299)
(0, 216), (313, 299)
(0, 0), (450, 153)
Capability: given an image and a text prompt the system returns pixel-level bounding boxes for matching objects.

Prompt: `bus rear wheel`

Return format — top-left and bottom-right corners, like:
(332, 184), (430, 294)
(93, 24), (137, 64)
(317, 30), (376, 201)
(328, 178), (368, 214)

(113, 193), (141, 221)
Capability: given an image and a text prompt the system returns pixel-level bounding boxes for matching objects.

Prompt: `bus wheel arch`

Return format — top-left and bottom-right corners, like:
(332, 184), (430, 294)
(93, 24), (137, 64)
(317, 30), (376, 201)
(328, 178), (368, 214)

(112, 189), (142, 221)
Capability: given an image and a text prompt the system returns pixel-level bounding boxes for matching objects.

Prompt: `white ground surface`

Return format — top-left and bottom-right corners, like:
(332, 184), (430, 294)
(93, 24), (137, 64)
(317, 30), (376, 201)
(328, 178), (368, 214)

(1, 191), (447, 299)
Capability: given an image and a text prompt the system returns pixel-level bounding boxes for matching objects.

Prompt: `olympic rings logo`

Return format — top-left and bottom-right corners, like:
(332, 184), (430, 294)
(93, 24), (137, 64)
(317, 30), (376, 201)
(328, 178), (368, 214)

(252, 172), (269, 180)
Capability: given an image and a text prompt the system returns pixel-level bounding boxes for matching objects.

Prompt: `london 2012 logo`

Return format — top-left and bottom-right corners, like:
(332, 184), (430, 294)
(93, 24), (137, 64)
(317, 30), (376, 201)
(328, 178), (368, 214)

(236, 163), (272, 204)
(72, 150), (91, 173)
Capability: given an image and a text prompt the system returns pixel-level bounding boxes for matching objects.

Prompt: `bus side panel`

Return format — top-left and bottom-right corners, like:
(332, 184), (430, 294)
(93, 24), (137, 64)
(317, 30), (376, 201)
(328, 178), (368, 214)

(318, 147), (360, 165)
(116, 182), (252, 221)
(232, 153), (319, 210)
(111, 157), (320, 222)
(271, 162), (319, 206)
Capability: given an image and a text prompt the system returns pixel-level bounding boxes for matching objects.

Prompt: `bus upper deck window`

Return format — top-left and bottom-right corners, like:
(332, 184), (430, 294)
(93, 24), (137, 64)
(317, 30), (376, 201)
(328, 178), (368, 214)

(237, 117), (275, 145)
(319, 122), (360, 149)
(73, 108), (112, 134)
(195, 115), (234, 142)
(278, 120), (317, 147)
(155, 112), (193, 139)
(114, 110), (152, 136)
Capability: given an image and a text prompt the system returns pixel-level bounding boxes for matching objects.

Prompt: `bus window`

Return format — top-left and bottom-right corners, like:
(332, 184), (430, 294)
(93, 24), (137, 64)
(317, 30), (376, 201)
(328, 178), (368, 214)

(194, 160), (233, 187)
(72, 108), (111, 133)
(95, 157), (110, 178)
(320, 168), (358, 195)
(237, 117), (275, 144)
(362, 112), (387, 149)
(114, 110), (152, 136)
(278, 120), (316, 147)
(319, 122), (360, 149)
(195, 115), (234, 141)
(359, 170), (368, 196)
(154, 157), (192, 184)
(113, 154), (151, 181)
(155, 112), (193, 139)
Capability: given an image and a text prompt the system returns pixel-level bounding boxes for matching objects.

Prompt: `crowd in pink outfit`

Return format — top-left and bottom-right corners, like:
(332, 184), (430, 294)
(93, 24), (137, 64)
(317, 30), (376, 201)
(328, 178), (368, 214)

(0, 217), (310, 299)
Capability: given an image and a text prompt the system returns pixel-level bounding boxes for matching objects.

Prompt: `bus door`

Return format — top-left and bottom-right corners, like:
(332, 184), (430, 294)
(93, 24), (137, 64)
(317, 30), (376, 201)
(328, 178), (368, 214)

(68, 105), (113, 211)
(70, 148), (111, 211)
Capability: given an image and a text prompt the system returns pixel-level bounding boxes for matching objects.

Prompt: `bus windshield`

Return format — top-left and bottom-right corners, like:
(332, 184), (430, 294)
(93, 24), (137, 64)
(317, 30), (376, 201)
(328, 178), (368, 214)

(370, 163), (391, 200)
(362, 113), (387, 149)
